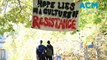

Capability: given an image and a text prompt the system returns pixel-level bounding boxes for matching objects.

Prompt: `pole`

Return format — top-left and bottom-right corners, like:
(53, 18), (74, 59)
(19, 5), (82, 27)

(86, 47), (88, 60)
(96, 41), (100, 60)
(84, 46), (89, 60)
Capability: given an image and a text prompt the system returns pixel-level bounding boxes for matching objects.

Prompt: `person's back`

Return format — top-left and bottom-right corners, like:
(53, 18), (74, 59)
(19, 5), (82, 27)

(46, 40), (54, 60)
(37, 45), (45, 56)
(47, 45), (53, 55)
(36, 40), (46, 60)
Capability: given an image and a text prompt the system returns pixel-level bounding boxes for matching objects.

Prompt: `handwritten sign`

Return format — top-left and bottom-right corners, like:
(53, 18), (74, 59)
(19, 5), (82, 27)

(32, 0), (80, 31)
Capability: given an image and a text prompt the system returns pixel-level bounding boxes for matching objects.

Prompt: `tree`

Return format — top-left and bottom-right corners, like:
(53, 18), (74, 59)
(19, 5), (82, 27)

(0, 0), (107, 60)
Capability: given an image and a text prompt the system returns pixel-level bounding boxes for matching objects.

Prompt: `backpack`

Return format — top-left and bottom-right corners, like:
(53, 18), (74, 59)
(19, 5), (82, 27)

(37, 45), (45, 55)
(46, 45), (53, 56)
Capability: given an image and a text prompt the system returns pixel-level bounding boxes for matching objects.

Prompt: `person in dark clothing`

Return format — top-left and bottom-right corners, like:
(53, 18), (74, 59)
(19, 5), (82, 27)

(46, 40), (54, 60)
(36, 40), (46, 60)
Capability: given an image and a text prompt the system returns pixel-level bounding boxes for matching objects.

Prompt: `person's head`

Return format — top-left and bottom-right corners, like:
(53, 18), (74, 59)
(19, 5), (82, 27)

(47, 40), (50, 44)
(40, 40), (43, 44)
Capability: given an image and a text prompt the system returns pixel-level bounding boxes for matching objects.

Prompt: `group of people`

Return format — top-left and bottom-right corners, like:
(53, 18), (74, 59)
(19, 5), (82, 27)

(36, 40), (54, 60)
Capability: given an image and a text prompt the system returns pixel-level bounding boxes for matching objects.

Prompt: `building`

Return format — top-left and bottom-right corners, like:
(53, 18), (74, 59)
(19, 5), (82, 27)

(0, 35), (7, 60)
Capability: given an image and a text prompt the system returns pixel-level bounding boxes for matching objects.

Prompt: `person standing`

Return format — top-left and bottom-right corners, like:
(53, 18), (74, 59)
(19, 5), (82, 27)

(46, 40), (54, 60)
(36, 40), (46, 60)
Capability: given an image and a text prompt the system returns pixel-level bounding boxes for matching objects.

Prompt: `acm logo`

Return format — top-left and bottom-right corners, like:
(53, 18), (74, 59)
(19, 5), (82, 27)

(80, 2), (98, 9)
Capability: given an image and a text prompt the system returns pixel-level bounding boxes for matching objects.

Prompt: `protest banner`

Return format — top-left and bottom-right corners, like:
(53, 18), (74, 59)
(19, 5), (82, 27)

(32, 0), (80, 31)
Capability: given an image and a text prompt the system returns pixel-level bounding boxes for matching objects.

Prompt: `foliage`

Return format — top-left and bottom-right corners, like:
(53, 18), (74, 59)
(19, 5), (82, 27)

(0, 0), (107, 60)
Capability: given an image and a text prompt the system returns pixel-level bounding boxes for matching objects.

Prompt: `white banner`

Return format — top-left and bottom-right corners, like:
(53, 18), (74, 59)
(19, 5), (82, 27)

(32, 0), (80, 31)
